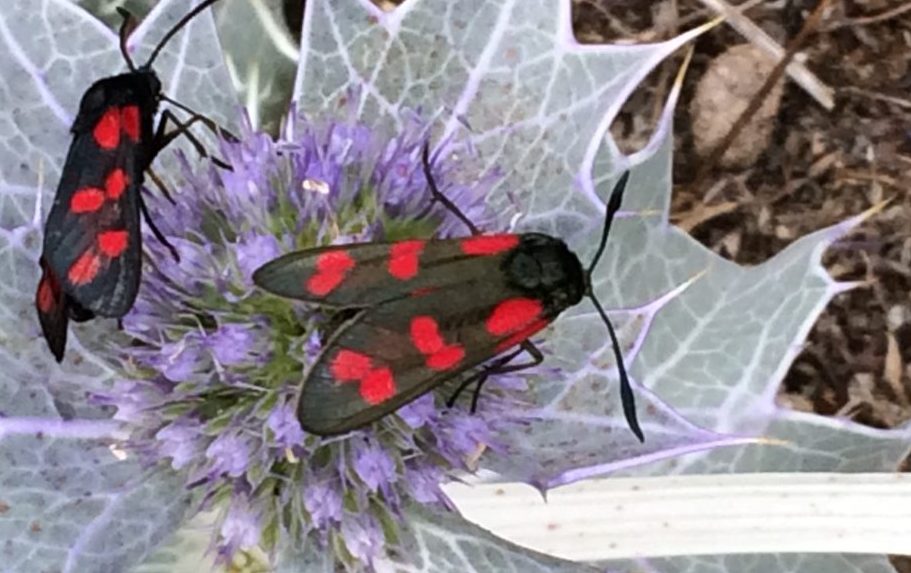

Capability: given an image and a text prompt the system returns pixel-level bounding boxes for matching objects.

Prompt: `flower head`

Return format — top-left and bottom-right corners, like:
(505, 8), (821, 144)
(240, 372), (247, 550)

(98, 110), (534, 567)
(219, 494), (263, 560)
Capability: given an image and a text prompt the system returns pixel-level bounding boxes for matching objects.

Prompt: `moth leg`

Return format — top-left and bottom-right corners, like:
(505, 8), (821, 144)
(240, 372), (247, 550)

(147, 168), (177, 206)
(445, 349), (522, 409)
(446, 341), (544, 412)
(420, 141), (482, 235)
(160, 94), (239, 144)
(470, 341), (544, 413)
(139, 196), (180, 262)
(153, 109), (231, 170)
(153, 109), (206, 155)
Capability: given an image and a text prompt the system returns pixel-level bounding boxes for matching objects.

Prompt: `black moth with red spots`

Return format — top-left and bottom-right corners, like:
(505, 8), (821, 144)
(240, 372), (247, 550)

(253, 145), (644, 442)
(36, 0), (222, 362)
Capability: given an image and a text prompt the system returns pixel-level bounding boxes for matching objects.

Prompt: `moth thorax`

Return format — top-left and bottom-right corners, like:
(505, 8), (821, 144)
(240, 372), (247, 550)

(120, 68), (162, 105)
(76, 70), (162, 132)
(504, 233), (585, 310)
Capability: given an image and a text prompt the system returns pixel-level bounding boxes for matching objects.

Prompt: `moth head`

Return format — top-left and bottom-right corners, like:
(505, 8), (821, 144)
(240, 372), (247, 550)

(504, 234), (584, 310)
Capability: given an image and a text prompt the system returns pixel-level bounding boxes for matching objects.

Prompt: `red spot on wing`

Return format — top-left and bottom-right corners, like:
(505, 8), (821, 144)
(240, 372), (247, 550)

(98, 230), (129, 258)
(495, 318), (549, 353)
(461, 234), (519, 256)
(306, 251), (355, 296)
(67, 252), (102, 286)
(36, 259), (62, 314)
(426, 345), (465, 370)
(360, 367), (395, 405)
(36, 275), (56, 313)
(93, 108), (121, 149)
(121, 106), (141, 142)
(330, 349), (397, 405)
(330, 349), (373, 381)
(388, 240), (424, 280)
(410, 315), (445, 354)
(70, 188), (105, 213)
(486, 298), (544, 335)
(410, 315), (465, 371)
(105, 169), (128, 200)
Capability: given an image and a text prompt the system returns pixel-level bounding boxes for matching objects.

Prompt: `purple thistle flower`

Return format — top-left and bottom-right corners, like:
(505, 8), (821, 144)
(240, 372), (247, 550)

(397, 393), (435, 429)
(340, 513), (384, 565)
(353, 439), (398, 492)
(235, 232), (282, 283)
(303, 476), (343, 528)
(206, 431), (253, 478)
(92, 380), (164, 425)
(104, 111), (536, 568)
(155, 334), (206, 382)
(206, 324), (256, 366)
(156, 419), (203, 470)
(405, 463), (447, 504)
(218, 494), (262, 561)
(267, 400), (306, 449)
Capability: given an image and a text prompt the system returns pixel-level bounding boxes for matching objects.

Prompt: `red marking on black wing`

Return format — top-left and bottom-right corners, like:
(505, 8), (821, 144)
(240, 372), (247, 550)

(253, 235), (521, 308)
(93, 108), (122, 150)
(460, 234), (519, 255)
(105, 169), (128, 200)
(70, 188), (106, 213)
(121, 105), (141, 142)
(43, 130), (143, 316)
(35, 258), (95, 362)
(296, 278), (554, 435)
(35, 259), (68, 361)
(306, 251), (355, 296)
(42, 74), (158, 321)
(387, 240), (424, 280)
(486, 298), (544, 335)
(409, 315), (465, 369)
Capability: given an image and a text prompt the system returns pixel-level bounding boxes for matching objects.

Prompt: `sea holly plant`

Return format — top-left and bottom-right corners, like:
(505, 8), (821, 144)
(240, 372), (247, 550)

(1, 1), (909, 573)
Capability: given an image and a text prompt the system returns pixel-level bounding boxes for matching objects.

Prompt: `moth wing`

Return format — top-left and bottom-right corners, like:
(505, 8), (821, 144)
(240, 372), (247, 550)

(35, 258), (95, 362)
(253, 234), (520, 307)
(43, 118), (143, 318)
(35, 259), (70, 362)
(297, 279), (552, 435)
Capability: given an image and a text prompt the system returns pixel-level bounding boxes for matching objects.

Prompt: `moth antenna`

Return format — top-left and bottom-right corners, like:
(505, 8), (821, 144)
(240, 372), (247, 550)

(420, 141), (481, 235)
(587, 171), (630, 276)
(144, 0), (222, 69)
(585, 170), (642, 441)
(590, 295), (644, 442)
(116, 7), (137, 72)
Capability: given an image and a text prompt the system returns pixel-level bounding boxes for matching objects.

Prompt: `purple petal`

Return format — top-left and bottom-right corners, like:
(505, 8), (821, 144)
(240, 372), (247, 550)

(236, 232), (282, 283)
(353, 440), (397, 492)
(437, 414), (493, 459)
(155, 334), (205, 382)
(340, 513), (383, 564)
(207, 324), (256, 365)
(267, 401), (305, 448)
(397, 393), (435, 429)
(206, 431), (253, 477)
(405, 463), (446, 504)
(156, 419), (203, 470)
(219, 494), (262, 560)
(304, 477), (343, 527)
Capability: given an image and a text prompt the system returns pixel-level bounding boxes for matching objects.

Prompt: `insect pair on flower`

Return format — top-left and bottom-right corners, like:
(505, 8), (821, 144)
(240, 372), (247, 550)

(36, 0), (643, 442)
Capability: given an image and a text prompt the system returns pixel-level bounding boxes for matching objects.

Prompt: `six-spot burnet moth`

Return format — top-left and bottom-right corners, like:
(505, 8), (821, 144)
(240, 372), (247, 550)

(36, 0), (224, 362)
(253, 144), (645, 442)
